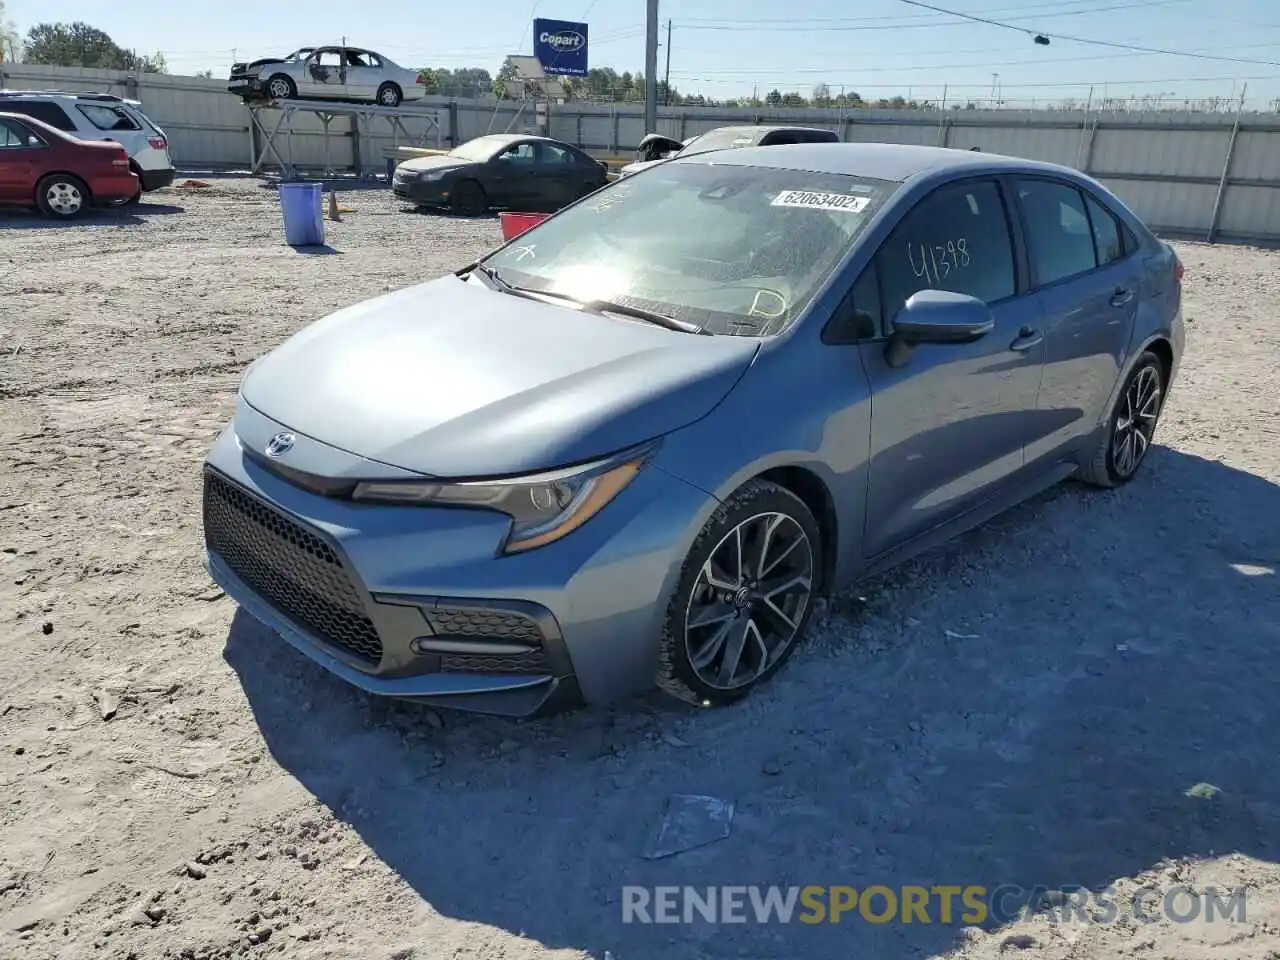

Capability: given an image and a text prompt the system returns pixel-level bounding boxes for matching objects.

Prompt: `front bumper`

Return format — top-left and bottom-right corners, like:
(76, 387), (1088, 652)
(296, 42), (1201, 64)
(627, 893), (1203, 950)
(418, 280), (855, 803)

(201, 412), (715, 715)
(391, 174), (449, 206)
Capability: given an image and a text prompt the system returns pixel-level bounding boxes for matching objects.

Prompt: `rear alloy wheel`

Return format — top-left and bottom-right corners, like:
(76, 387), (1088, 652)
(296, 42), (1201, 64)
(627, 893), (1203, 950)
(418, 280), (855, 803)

(1080, 350), (1166, 487)
(449, 180), (488, 217)
(36, 174), (90, 219)
(377, 83), (403, 107)
(657, 480), (821, 706)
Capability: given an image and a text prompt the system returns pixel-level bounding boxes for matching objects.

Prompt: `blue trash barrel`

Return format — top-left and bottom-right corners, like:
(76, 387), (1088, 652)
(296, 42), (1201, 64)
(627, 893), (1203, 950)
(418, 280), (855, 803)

(279, 182), (325, 246)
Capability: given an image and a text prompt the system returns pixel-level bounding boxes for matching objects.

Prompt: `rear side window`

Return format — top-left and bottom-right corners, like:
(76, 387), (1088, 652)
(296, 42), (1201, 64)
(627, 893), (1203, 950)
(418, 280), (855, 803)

(1015, 179), (1097, 286)
(1, 100), (76, 131)
(876, 179), (1016, 323)
(77, 103), (141, 131)
(0, 119), (44, 148)
(1083, 193), (1125, 265)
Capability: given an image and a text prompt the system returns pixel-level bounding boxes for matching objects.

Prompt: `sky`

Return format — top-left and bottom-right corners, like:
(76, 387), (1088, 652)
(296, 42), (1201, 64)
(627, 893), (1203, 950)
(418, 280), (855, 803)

(8, 0), (1280, 109)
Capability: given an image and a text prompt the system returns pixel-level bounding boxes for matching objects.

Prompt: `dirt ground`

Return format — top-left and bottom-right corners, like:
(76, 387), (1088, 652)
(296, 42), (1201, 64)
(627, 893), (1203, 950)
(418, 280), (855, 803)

(1, 179), (1278, 960)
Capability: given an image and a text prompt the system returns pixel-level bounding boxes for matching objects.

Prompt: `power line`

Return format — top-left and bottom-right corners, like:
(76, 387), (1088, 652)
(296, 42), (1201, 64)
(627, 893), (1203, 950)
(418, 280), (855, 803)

(672, 71), (1280, 91)
(893, 0), (1280, 66)
(678, 0), (1185, 26)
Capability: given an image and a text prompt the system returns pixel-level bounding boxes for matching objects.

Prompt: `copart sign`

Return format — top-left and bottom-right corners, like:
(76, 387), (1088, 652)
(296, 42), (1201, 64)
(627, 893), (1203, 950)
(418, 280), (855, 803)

(533, 17), (589, 76)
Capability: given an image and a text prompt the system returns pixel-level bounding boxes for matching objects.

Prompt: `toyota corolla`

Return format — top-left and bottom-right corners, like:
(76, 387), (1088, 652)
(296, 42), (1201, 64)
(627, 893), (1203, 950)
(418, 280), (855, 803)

(201, 143), (1183, 717)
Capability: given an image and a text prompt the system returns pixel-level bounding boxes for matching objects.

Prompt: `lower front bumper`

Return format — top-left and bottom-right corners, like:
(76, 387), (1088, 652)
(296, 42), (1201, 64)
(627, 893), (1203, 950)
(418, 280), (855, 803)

(208, 550), (572, 717)
(391, 179), (448, 206)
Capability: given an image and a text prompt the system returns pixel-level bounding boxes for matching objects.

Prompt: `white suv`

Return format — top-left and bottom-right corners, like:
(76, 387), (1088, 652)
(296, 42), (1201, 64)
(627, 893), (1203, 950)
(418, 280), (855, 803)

(0, 91), (175, 198)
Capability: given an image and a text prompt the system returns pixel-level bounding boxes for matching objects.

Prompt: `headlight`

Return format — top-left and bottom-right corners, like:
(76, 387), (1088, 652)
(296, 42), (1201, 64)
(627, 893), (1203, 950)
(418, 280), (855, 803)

(351, 445), (654, 554)
(412, 169), (447, 182)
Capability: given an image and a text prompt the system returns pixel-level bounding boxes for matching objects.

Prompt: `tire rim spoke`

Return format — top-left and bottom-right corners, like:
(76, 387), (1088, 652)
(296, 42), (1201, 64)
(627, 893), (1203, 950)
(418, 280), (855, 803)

(684, 510), (814, 692)
(1112, 365), (1163, 478)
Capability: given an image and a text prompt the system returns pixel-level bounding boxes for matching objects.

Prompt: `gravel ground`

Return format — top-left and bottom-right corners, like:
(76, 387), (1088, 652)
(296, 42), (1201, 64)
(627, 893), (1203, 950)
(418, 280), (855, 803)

(1, 179), (1278, 960)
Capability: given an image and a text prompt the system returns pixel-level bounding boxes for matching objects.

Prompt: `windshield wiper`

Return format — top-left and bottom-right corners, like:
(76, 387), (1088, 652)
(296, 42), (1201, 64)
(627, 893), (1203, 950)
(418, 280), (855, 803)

(579, 298), (709, 335)
(463, 266), (707, 335)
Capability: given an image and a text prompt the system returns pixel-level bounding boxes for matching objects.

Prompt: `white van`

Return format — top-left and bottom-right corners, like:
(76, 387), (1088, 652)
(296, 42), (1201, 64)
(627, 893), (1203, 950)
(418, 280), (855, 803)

(0, 90), (176, 198)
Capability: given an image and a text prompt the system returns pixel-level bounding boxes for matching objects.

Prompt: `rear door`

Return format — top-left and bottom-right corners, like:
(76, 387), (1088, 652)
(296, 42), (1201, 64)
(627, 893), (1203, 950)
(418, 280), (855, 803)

(343, 49), (382, 101)
(1012, 177), (1141, 465)
(534, 142), (604, 209)
(484, 140), (539, 208)
(70, 101), (146, 161)
(0, 118), (46, 203)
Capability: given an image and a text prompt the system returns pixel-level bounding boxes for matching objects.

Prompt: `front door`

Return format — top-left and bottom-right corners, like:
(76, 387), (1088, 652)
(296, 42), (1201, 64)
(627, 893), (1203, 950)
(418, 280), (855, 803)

(300, 48), (348, 99)
(485, 140), (539, 208)
(858, 177), (1046, 558)
(0, 119), (43, 204)
(1011, 177), (1141, 465)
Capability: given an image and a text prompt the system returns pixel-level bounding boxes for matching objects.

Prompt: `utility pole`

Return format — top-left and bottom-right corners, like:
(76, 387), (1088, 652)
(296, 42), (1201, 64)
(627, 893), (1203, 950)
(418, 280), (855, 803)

(644, 0), (659, 134)
(663, 20), (672, 106)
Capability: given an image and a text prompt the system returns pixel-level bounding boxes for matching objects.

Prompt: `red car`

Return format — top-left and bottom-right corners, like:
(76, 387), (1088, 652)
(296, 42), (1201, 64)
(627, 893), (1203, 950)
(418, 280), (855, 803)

(0, 111), (141, 219)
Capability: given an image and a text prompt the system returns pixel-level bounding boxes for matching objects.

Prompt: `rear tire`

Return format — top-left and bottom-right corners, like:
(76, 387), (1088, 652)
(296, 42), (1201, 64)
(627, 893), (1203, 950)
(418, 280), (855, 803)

(376, 83), (403, 107)
(656, 480), (822, 707)
(1079, 350), (1166, 488)
(449, 180), (488, 217)
(36, 174), (91, 219)
(266, 74), (297, 100)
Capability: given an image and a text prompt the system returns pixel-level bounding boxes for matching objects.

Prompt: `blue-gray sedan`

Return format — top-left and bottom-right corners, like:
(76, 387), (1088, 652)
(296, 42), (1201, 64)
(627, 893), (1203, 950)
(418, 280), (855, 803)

(201, 142), (1184, 717)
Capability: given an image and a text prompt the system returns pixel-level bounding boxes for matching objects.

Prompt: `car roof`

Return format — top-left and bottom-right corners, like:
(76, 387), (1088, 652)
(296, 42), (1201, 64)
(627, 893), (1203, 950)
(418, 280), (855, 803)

(462, 133), (569, 147)
(677, 141), (1077, 183)
(707, 124), (834, 135)
(0, 89), (143, 107)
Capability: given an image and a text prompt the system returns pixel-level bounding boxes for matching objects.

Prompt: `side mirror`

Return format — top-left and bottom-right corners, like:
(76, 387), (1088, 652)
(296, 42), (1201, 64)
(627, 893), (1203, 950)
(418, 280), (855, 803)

(884, 289), (994, 367)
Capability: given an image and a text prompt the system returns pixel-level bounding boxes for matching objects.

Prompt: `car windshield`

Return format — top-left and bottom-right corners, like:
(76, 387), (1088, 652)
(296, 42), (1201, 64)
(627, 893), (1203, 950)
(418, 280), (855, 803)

(449, 136), (511, 162)
(481, 161), (898, 337)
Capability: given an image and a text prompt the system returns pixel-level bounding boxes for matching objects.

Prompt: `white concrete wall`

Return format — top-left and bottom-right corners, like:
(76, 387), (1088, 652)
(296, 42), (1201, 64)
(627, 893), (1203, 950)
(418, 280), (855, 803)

(4, 62), (1278, 241)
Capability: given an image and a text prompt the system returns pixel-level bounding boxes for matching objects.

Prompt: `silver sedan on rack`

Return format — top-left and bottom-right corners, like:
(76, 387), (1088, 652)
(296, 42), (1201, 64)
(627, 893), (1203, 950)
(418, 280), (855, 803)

(228, 45), (427, 107)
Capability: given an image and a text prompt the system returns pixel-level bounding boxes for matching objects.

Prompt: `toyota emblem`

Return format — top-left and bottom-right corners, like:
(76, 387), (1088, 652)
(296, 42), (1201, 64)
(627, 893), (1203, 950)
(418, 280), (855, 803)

(265, 432), (295, 457)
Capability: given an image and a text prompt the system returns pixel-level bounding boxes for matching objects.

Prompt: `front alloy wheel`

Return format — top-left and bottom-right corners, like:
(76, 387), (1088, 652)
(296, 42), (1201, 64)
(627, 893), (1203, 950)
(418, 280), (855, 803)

(658, 480), (821, 706)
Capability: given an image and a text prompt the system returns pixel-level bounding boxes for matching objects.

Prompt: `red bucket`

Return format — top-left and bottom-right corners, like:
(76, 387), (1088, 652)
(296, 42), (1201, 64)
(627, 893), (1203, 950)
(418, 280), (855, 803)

(499, 211), (549, 241)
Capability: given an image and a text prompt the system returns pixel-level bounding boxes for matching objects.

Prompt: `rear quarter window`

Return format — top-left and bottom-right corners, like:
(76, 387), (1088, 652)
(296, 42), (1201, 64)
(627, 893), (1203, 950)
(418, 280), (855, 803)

(1, 101), (76, 131)
(76, 104), (142, 132)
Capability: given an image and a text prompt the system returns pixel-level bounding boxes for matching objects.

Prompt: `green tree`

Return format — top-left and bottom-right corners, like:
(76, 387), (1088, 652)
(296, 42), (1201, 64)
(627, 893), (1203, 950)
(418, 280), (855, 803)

(24, 21), (165, 72)
(765, 88), (782, 106)
(1, 0), (19, 61)
(493, 57), (517, 98)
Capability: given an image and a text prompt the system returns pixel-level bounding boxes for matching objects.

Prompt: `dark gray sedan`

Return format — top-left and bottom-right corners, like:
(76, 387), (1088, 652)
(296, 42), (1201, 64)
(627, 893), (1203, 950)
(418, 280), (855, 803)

(392, 133), (609, 216)
(203, 142), (1183, 717)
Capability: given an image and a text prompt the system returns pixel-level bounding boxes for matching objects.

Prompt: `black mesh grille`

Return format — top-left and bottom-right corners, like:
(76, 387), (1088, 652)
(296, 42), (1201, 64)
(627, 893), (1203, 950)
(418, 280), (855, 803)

(439, 650), (550, 675)
(202, 470), (383, 664)
(425, 606), (545, 645)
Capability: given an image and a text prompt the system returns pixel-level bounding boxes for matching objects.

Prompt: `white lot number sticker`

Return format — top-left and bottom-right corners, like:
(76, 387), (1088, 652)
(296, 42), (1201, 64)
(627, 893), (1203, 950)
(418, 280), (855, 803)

(772, 190), (870, 214)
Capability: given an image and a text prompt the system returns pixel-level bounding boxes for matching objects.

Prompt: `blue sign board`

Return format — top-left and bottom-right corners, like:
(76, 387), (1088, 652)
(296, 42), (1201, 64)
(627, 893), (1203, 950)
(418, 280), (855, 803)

(533, 18), (589, 77)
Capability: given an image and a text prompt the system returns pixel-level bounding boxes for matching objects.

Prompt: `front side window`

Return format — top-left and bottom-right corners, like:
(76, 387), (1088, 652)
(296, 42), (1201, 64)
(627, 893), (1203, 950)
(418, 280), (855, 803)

(876, 179), (1016, 324)
(497, 142), (536, 163)
(1016, 179), (1098, 286)
(483, 162), (897, 337)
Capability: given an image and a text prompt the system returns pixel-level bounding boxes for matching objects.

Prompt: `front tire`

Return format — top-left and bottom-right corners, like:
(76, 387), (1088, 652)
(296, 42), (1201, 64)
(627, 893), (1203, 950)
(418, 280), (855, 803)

(266, 74), (297, 100)
(449, 179), (488, 217)
(1080, 350), (1166, 487)
(377, 83), (403, 107)
(657, 480), (822, 707)
(36, 174), (91, 219)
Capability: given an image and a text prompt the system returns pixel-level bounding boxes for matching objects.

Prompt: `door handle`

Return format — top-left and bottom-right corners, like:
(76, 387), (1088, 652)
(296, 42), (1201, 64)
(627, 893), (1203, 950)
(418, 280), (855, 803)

(1110, 287), (1134, 307)
(1009, 326), (1043, 352)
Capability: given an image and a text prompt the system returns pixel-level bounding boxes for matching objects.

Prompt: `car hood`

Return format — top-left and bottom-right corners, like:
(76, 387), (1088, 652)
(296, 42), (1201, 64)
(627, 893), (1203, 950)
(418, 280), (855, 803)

(240, 274), (759, 478)
(397, 155), (470, 174)
(619, 157), (667, 177)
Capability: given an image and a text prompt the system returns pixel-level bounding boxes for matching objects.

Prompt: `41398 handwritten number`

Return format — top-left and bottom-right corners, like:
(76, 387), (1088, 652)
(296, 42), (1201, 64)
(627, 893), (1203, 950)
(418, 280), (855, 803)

(907, 239), (970, 287)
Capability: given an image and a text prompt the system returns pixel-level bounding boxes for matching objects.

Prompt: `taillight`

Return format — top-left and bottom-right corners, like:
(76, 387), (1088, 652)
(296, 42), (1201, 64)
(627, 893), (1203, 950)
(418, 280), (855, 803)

(148, 136), (167, 150)
(416, 75), (426, 85)
(1174, 259), (1184, 283)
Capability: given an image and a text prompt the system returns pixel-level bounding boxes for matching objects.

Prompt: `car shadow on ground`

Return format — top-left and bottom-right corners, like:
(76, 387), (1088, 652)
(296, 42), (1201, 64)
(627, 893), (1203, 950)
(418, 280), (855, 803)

(225, 447), (1280, 960)
(0, 202), (184, 229)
